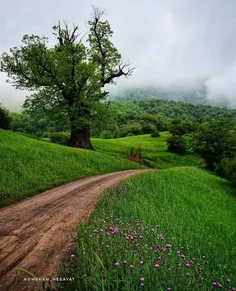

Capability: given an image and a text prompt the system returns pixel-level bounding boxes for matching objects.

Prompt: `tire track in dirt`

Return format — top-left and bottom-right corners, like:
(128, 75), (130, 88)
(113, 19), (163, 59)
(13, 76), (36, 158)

(0, 169), (154, 291)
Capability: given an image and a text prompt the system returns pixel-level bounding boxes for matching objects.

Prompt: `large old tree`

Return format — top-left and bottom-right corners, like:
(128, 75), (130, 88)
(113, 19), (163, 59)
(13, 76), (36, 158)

(0, 7), (134, 149)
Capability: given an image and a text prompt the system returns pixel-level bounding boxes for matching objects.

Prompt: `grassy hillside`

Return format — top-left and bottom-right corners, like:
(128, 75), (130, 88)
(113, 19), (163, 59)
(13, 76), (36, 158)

(60, 167), (236, 290)
(93, 133), (202, 169)
(0, 130), (144, 207)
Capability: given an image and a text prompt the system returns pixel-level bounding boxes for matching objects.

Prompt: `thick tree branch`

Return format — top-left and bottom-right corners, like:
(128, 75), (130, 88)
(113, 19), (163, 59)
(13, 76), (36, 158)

(103, 62), (135, 85)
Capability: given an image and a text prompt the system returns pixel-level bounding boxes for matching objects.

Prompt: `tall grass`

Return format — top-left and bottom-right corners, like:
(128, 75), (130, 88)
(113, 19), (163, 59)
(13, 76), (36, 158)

(0, 130), (144, 207)
(59, 167), (236, 290)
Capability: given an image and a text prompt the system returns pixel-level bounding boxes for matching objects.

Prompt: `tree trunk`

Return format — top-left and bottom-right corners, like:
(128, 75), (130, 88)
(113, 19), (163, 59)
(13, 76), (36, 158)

(68, 127), (95, 150)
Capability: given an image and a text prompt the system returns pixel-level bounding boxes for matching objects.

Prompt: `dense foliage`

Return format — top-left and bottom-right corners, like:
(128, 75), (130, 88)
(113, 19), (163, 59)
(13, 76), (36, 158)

(167, 135), (186, 154)
(9, 98), (236, 139)
(9, 112), (68, 137)
(190, 119), (236, 185)
(0, 104), (11, 130)
(94, 99), (235, 138)
(191, 120), (236, 168)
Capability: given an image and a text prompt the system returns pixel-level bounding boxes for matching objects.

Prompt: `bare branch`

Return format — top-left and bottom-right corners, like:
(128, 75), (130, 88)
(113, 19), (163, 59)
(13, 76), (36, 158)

(57, 21), (80, 45)
(103, 62), (135, 85)
(91, 6), (106, 21)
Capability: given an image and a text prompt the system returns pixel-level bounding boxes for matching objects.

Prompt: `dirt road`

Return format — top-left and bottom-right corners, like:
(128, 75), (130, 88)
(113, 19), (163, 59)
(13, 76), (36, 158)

(0, 169), (153, 291)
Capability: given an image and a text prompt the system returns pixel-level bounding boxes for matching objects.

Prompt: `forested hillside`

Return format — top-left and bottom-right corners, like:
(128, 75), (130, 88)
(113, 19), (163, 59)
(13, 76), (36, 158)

(113, 98), (236, 122)
(8, 98), (236, 139)
(109, 87), (231, 107)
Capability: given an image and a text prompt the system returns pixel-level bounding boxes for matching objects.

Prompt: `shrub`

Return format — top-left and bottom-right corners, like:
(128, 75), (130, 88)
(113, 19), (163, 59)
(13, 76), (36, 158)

(216, 158), (236, 186)
(99, 130), (113, 139)
(50, 132), (70, 145)
(141, 123), (155, 134)
(0, 104), (11, 130)
(35, 131), (43, 138)
(42, 132), (50, 138)
(192, 119), (236, 170)
(118, 128), (129, 137)
(127, 132), (134, 136)
(151, 130), (160, 137)
(168, 119), (190, 136)
(167, 135), (186, 154)
(126, 122), (143, 135)
(156, 120), (168, 132)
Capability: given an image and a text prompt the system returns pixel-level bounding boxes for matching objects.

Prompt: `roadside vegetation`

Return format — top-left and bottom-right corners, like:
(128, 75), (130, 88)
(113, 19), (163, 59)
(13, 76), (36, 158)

(58, 167), (236, 290)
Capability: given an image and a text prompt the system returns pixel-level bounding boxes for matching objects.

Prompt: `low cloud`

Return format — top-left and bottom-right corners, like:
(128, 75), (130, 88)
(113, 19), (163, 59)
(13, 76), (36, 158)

(1, 0), (236, 109)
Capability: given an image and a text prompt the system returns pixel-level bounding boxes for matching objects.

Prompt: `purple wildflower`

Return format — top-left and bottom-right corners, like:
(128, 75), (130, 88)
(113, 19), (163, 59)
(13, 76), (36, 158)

(212, 282), (217, 286)
(185, 263), (191, 268)
(165, 244), (172, 249)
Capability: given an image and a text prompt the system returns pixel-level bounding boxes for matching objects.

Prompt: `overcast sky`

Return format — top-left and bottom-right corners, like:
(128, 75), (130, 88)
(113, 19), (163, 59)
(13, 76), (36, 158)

(1, 0), (236, 110)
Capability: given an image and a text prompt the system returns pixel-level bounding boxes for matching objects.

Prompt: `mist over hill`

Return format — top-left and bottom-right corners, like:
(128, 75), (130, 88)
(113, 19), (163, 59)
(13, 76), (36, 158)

(109, 86), (231, 108)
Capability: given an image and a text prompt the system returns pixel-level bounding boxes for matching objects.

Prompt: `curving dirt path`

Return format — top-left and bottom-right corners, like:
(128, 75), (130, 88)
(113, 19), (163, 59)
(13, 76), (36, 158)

(0, 169), (154, 291)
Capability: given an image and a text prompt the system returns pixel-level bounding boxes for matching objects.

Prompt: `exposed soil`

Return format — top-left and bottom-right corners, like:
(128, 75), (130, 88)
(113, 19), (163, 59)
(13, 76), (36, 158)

(0, 169), (154, 291)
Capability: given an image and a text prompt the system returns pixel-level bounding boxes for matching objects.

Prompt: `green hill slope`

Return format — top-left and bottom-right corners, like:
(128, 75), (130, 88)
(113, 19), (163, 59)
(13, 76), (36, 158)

(0, 130), (143, 207)
(93, 133), (202, 169)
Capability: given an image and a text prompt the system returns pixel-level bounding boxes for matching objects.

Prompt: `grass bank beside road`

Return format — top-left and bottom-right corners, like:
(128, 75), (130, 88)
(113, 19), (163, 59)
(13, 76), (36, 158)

(60, 167), (236, 290)
(0, 130), (144, 207)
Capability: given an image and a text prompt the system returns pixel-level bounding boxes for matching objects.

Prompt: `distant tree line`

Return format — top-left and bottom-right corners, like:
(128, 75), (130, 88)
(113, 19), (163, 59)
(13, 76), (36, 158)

(2, 98), (236, 139)
(103, 99), (236, 139)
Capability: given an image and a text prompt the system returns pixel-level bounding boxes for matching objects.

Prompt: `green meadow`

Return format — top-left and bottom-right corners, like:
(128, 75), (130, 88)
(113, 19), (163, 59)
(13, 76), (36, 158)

(0, 130), (143, 207)
(93, 133), (202, 169)
(59, 167), (236, 291)
(0, 130), (202, 207)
